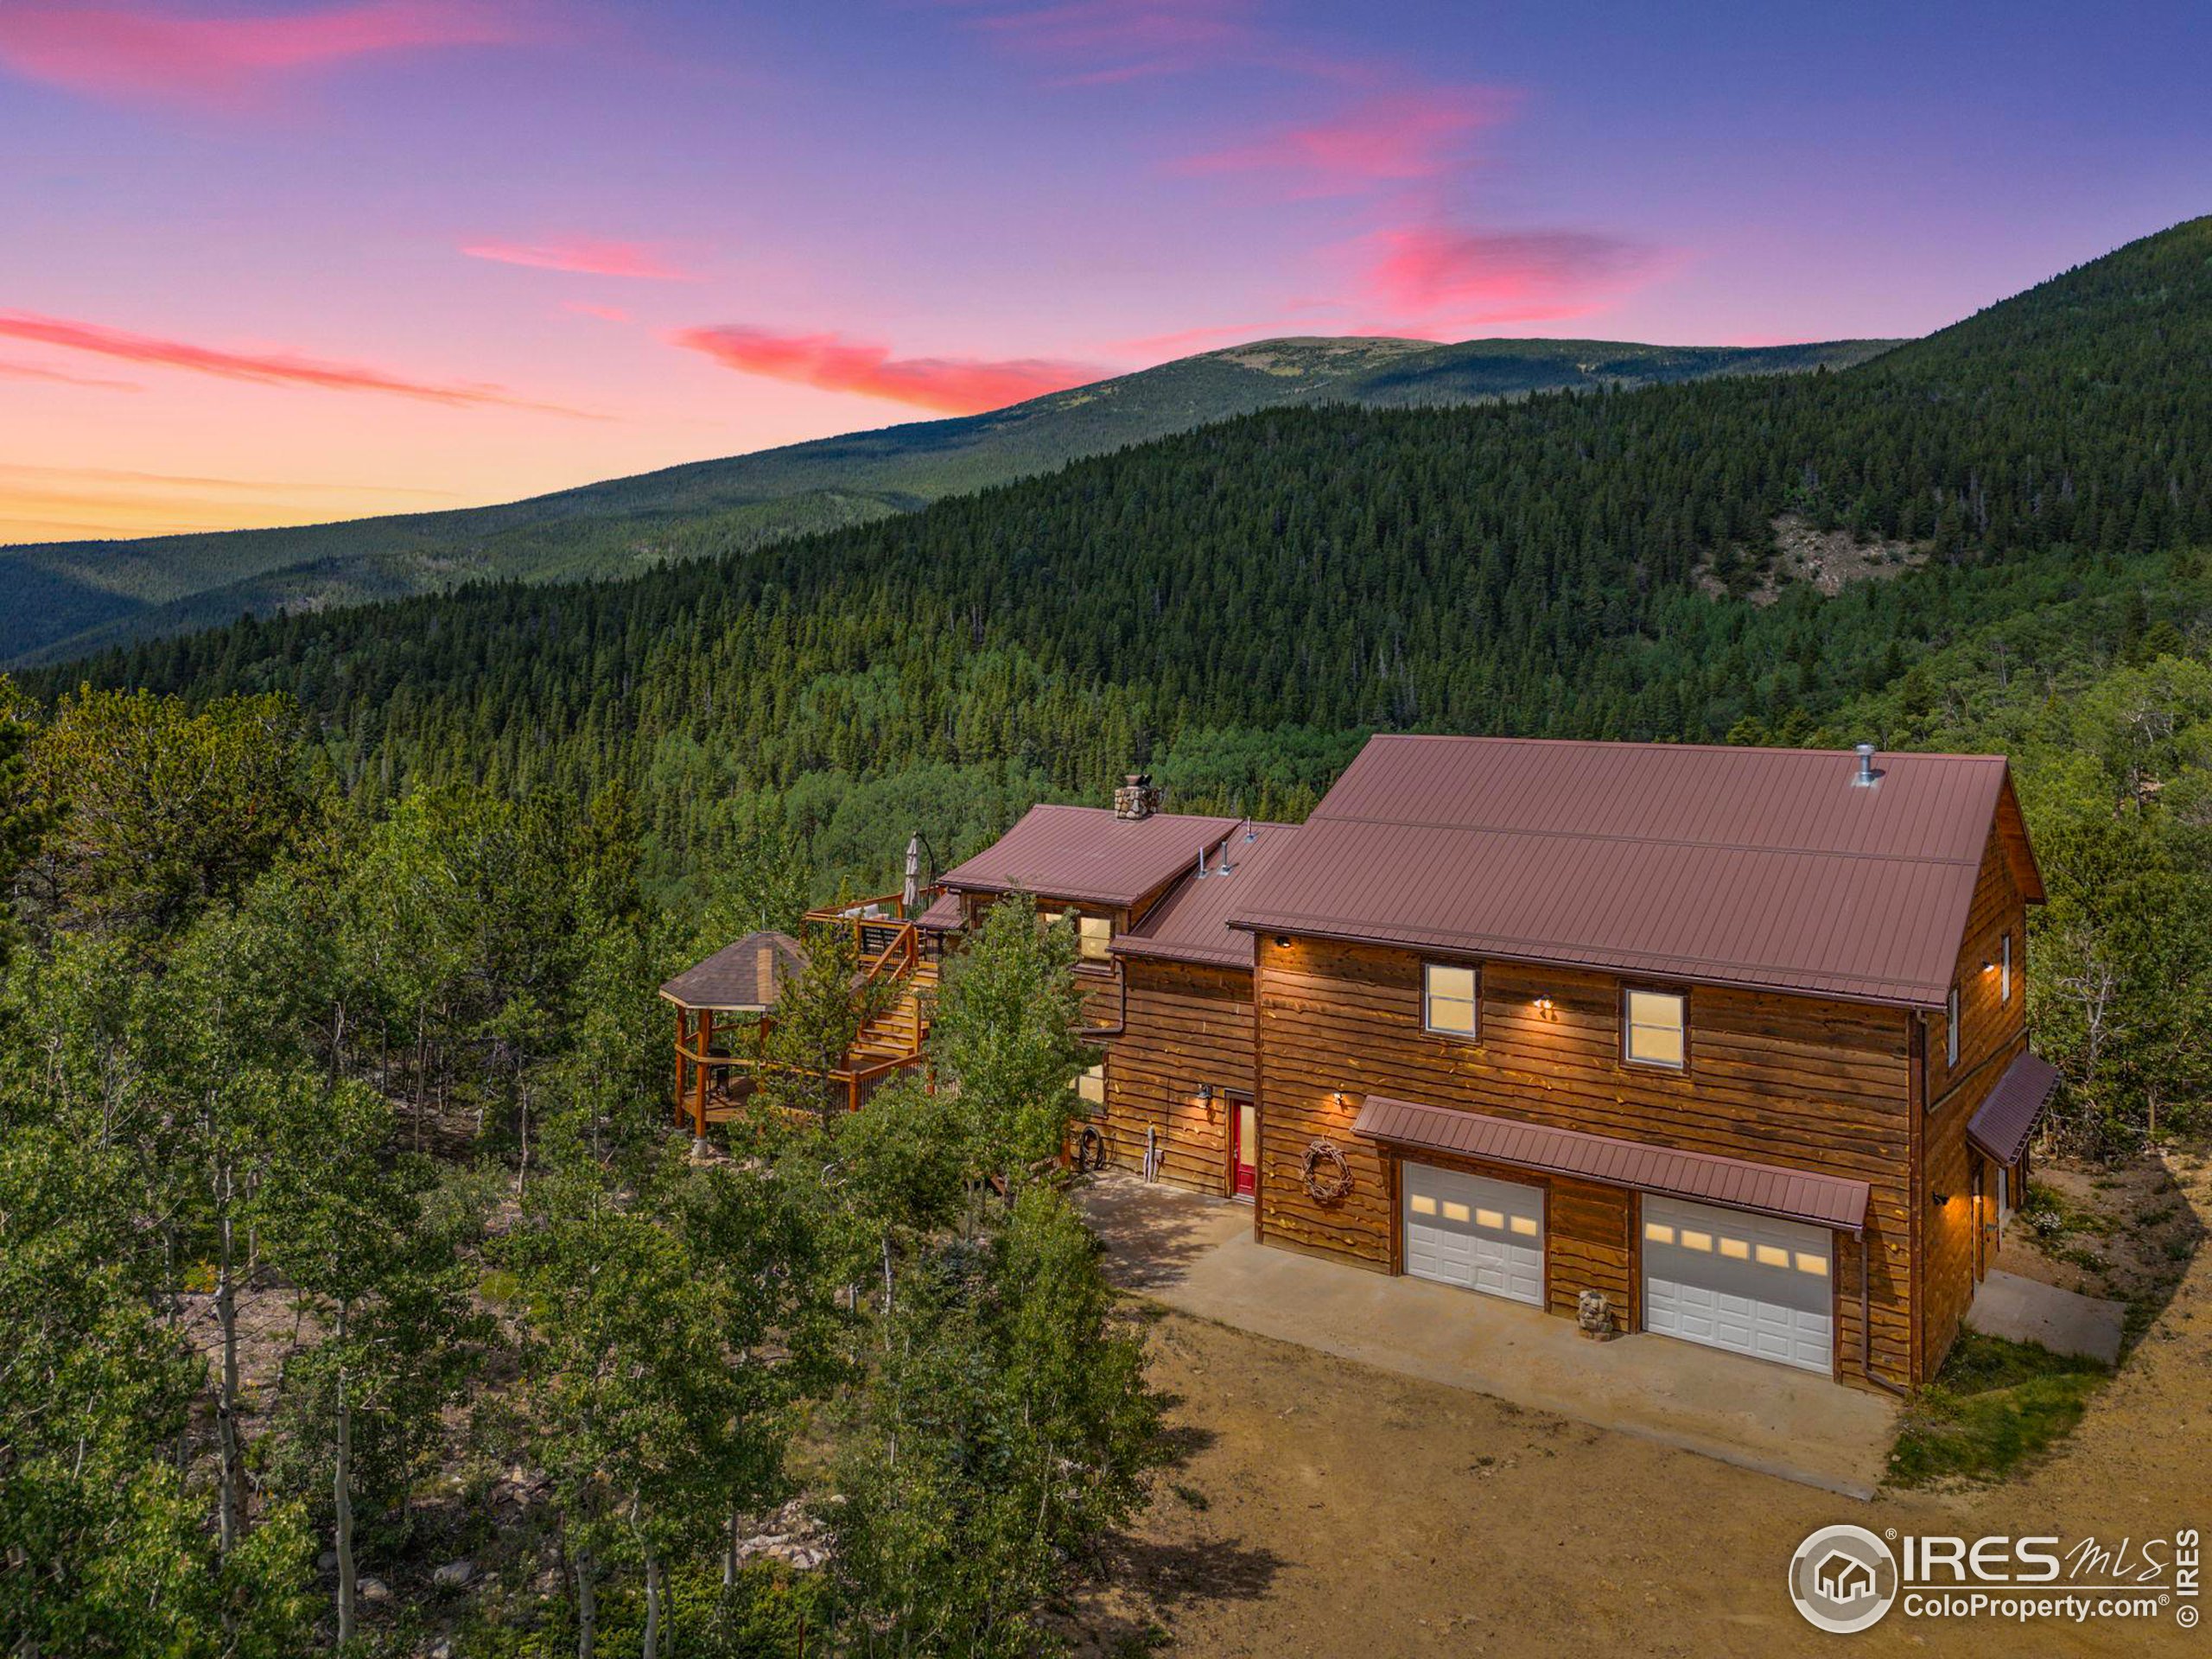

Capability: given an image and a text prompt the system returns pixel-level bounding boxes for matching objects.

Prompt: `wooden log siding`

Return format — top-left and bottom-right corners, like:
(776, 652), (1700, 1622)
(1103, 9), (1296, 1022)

(1254, 937), (1919, 1387)
(1096, 957), (1253, 1192)
(1919, 818), (2033, 1376)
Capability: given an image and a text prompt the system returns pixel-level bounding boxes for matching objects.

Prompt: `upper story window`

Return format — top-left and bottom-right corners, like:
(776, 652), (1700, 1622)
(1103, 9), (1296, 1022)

(1946, 985), (1961, 1067)
(1423, 963), (1479, 1039)
(2000, 933), (2013, 1004)
(1041, 907), (1114, 963)
(1624, 988), (1687, 1070)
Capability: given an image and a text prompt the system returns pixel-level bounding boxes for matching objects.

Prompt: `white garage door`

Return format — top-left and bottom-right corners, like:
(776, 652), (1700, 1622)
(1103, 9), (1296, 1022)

(1403, 1163), (1544, 1306)
(1642, 1195), (1834, 1374)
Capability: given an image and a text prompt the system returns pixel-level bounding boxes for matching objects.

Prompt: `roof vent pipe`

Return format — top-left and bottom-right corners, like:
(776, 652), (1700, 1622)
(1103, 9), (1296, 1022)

(1853, 743), (1878, 787)
(1215, 836), (1233, 877)
(1195, 846), (1210, 880)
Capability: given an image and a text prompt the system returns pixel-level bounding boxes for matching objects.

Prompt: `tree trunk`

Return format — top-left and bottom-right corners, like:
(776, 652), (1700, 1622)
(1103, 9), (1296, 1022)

(335, 1336), (356, 1646)
(641, 1548), (663, 1659)
(575, 1544), (596, 1659)
(725, 1503), (741, 1588)
(215, 1179), (243, 1559)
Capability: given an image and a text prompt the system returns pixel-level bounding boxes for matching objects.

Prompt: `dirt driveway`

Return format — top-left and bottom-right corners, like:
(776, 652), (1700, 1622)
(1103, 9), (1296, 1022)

(1072, 1150), (2212, 1658)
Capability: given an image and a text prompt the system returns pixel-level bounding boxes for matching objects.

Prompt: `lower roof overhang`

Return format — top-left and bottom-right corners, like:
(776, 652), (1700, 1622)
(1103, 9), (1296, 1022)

(1966, 1052), (2062, 1168)
(1351, 1094), (1870, 1233)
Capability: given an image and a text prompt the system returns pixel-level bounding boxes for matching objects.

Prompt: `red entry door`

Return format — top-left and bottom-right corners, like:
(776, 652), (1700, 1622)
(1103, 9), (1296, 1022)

(1229, 1094), (1256, 1198)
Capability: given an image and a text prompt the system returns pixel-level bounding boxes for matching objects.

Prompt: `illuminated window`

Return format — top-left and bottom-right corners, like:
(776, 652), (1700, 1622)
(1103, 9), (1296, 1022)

(1040, 908), (1114, 963)
(1077, 914), (1113, 962)
(2001, 933), (2012, 1004)
(1075, 1063), (1105, 1107)
(1423, 963), (1479, 1039)
(1624, 989), (1687, 1069)
(1510, 1214), (1540, 1237)
(1442, 1201), (1471, 1224)
(1474, 1207), (1504, 1230)
(1946, 985), (1961, 1067)
(1719, 1236), (1751, 1261)
(1409, 1193), (1439, 1216)
(1679, 1229), (1713, 1252)
(1643, 1222), (1675, 1246)
(1796, 1252), (1829, 1276)
(1754, 1243), (1790, 1268)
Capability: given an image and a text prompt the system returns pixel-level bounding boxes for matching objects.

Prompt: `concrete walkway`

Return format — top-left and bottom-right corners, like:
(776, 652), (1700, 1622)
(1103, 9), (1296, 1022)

(1080, 1173), (1900, 1498)
(1966, 1268), (2128, 1364)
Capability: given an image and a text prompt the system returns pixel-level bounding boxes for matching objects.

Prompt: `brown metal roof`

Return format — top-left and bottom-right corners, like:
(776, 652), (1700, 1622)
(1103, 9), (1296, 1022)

(1229, 735), (2037, 1009)
(936, 804), (1244, 909)
(658, 930), (807, 1012)
(1112, 823), (1303, 969)
(1967, 1052), (2061, 1167)
(913, 891), (965, 932)
(1353, 1094), (1871, 1230)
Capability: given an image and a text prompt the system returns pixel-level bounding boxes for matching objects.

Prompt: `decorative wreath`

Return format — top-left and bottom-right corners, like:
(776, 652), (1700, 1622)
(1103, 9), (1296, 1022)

(1301, 1138), (1353, 1205)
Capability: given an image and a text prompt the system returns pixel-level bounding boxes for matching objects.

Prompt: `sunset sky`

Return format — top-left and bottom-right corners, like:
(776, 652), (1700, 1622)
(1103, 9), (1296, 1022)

(2, 0), (2206, 545)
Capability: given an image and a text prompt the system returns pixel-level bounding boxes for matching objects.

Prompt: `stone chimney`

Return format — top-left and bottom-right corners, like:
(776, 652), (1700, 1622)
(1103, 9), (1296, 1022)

(1113, 772), (1160, 821)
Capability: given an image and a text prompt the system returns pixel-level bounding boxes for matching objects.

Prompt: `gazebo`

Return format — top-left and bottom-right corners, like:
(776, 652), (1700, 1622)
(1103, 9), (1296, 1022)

(659, 930), (809, 1139)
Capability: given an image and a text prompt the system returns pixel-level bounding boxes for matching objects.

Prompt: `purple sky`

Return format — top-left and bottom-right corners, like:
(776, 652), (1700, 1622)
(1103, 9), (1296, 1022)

(1, 0), (2205, 543)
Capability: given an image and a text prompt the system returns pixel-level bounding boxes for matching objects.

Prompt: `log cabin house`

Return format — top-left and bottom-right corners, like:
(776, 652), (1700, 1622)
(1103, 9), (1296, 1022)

(667, 739), (2055, 1392)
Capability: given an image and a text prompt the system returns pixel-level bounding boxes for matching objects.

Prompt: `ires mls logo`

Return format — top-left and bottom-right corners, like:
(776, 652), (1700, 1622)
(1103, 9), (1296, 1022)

(1789, 1525), (2203, 1632)
(1789, 1525), (1900, 1633)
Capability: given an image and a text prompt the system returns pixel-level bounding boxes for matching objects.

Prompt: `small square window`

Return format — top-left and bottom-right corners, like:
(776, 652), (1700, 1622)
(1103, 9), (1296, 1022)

(1423, 963), (1479, 1039)
(1076, 914), (1113, 962)
(1075, 1063), (1105, 1106)
(1042, 908), (1114, 962)
(1624, 988), (1686, 1069)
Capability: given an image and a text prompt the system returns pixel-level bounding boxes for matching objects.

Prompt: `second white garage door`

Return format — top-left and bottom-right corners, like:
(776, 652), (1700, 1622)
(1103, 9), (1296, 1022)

(1642, 1195), (1834, 1374)
(1402, 1163), (1544, 1305)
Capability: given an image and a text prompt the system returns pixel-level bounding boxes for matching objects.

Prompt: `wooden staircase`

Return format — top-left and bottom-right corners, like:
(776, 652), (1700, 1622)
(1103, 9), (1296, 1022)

(848, 960), (938, 1067)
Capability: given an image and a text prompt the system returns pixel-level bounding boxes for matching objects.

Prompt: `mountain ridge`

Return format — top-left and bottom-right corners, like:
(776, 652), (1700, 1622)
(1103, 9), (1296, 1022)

(0, 332), (1894, 666)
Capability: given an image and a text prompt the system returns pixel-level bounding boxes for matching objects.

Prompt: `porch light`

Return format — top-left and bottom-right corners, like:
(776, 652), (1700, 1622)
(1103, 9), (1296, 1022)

(1930, 1190), (1950, 1207)
(1274, 936), (1291, 948)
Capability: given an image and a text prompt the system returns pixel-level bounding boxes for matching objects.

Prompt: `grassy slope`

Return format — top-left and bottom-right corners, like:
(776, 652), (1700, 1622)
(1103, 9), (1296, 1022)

(0, 333), (1893, 667)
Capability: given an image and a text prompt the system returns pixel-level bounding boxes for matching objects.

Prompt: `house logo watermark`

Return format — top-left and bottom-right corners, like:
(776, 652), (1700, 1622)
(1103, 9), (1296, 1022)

(1789, 1525), (2202, 1633)
(1789, 1525), (1899, 1633)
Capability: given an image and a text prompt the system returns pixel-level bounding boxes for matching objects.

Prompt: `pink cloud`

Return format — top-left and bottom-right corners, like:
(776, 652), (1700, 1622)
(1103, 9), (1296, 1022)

(0, 355), (141, 391)
(1178, 87), (1519, 194)
(560, 300), (633, 322)
(955, 0), (1255, 84)
(463, 238), (698, 282)
(0, 1), (525, 110)
(1363, 225), (1668, 325)
(0, 309), (589, 413)
(669, 325), (1110, 415)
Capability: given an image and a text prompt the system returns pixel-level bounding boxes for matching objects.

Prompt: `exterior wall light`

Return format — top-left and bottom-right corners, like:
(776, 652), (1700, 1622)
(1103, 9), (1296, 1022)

(1274, 936), (1292, 949)
(1930, 1190), (1950, 1208)
(1534, 996), (1554, 1011)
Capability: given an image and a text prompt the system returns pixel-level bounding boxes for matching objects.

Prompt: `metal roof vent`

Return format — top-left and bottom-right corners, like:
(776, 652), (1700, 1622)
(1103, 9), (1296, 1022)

(1215, 836), (1234, 877)
(1852, 743), (1880, 788)
(1194, 845), (1211, 880)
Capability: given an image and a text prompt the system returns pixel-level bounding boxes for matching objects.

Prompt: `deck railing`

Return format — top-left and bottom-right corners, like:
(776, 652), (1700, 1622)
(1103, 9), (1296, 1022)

(677, 891), (939, 1135)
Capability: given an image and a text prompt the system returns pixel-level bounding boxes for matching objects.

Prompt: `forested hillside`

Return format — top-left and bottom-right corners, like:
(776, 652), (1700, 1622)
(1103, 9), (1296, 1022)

(0, 334), (1888, 666)
(40, 223), (2211, 823)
